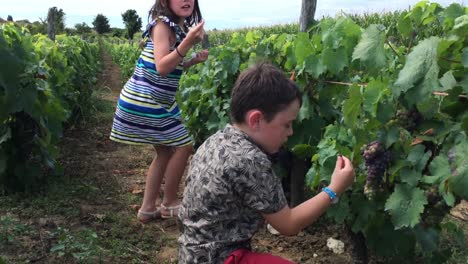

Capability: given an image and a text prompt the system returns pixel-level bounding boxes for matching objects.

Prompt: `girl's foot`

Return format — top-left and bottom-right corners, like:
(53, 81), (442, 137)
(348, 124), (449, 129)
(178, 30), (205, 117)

(137, 209), (162, 224)
(160, 204), (181, 219)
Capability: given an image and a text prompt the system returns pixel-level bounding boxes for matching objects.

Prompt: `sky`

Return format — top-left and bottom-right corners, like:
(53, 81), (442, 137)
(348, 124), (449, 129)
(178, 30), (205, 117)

(0, 0), (465, 30)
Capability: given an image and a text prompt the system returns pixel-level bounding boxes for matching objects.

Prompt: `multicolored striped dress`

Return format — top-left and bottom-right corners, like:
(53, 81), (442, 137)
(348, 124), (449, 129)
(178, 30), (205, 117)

(110, 16), (192, 147)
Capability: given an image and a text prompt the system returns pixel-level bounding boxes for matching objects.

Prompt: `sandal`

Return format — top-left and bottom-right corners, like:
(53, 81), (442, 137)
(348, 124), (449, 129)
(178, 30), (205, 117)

(160, 204), (181, 219)
(137, 209), (161, 224)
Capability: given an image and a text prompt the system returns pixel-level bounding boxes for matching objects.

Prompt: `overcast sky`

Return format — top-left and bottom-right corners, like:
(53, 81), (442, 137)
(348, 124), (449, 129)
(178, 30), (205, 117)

(0, 0), (465, 30)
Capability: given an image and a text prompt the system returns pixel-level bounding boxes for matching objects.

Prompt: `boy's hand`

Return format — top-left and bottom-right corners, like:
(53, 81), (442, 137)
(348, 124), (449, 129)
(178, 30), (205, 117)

(329, 155), (355, 194)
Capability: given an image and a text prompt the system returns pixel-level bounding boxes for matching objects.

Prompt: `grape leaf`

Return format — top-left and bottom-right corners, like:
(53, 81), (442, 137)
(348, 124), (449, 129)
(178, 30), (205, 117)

(342, 85), (362, 129)
(295, 33), (314, 65)
(352, 24), (387, 70)
(362, 80), (387, 117)
(291, 144), (314, 159)
(450, 141), (468, 198)
(350, 193), (377, 232)
(422, 155), (450, 184)
(326, 193), (350, 223)
(462, 47), (468, 68)
(394, 37), (440, 95)
(414, 225), (440, 252)
(439, 71), (457, 91)
(400, 167), (422, 187)
(408, 145), (432, 172)
(385, 184), (428, 229)
(397, 14), (412, 38)
(298, 95), (312, 122)
(304, 54), (325, 78)
(322, 47), (348, 75)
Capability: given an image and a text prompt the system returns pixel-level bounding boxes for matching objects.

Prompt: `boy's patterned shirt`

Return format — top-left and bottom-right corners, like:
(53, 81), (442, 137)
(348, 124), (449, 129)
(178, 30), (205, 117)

(178, 124), (288, 264)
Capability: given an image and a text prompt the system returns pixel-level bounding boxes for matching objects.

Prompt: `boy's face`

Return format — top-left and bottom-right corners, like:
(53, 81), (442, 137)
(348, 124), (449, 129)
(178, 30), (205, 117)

(255, 99), (300, 154)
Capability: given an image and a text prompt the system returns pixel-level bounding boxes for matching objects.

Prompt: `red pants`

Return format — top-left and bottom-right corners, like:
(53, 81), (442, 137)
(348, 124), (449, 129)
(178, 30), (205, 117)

(224, 248), (295, 264)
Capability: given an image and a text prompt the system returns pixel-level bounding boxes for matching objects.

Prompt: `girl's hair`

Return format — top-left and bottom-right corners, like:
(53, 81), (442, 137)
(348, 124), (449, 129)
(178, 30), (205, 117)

(230, 62), (303, 124)
(148, 0), (202, 27)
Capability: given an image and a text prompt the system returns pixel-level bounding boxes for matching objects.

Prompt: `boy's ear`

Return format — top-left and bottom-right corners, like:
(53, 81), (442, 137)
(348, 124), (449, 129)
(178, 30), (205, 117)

(246, 110), (263, 131)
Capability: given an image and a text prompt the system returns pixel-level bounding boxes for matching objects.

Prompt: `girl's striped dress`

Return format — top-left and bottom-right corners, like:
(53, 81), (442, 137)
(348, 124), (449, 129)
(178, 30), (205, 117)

(110, 16), (192, 147)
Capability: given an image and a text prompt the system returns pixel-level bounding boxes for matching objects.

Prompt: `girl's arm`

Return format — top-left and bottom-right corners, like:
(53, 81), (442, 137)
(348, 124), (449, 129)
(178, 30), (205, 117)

(152, 21), (205, 77)
(262, 156), (355, 236)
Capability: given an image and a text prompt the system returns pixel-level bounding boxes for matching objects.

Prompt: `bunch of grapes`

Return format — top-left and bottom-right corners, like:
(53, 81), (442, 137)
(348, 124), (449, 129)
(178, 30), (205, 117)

(396, 108), (423, 132)
(361, 141), (392, 198)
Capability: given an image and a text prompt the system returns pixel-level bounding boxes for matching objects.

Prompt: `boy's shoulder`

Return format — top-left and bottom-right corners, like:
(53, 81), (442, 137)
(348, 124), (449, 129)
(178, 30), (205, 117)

(196, 125), (271, 166)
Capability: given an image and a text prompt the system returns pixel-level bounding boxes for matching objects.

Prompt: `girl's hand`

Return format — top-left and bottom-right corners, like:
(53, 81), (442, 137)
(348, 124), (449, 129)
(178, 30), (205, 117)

(184, 50), (209, 68)
(329, 155), (355, 194)
(193, 49), (209, 63)
(186, 20), (205, 45)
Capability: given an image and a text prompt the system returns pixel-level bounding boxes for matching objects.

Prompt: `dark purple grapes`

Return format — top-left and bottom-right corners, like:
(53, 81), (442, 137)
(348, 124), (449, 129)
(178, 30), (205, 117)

(361, 141), (392, 198)
(396, 108), (423, 132)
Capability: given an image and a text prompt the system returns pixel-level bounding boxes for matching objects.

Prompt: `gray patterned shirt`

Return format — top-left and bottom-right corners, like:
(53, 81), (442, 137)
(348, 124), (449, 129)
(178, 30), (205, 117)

(178, 124), (288, 264)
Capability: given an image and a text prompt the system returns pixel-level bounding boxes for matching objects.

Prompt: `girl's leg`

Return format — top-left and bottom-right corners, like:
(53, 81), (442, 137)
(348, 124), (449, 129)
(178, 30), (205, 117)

(139, 145), (172, 214)
(161, 143), (193, 208)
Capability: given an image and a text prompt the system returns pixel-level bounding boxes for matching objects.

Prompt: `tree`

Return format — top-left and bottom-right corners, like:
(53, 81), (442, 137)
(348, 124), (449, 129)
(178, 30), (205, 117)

(7, 15), (13, 21)
(75, 22), (92, 35)
(122, 9), (142, 40)
(93, 14), (111, 34)
(299, 0), (317, 32)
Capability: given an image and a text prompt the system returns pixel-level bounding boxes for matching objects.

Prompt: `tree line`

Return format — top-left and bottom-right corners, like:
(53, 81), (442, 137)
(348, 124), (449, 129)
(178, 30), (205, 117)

(2, 7), (143, 40)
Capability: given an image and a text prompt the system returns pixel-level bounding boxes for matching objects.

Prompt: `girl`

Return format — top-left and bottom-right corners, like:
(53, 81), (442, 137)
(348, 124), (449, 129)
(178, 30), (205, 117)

(110, 0), (208, 223)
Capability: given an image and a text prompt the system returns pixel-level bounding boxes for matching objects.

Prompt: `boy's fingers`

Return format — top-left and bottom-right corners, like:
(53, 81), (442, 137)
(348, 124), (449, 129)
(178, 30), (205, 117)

(334, 155), (343, 170)
(342, 156), (353, 169)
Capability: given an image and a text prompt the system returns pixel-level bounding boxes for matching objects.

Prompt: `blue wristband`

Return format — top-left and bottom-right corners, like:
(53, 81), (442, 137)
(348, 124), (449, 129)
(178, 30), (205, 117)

(322, 187), (338, 203)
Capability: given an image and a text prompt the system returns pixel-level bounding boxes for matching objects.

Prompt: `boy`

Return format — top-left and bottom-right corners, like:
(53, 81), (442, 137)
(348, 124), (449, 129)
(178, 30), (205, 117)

(178, 63), (355, 263)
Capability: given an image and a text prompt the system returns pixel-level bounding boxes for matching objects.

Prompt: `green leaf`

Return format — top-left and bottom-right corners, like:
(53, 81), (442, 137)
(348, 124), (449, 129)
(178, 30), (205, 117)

(384, 126), (399, 147)
(304, 54), (325, 78)
(385, 184), (427, 229)
(298, 95), (312, 122)
(414, 225), (440, 252)
(453, 15), (468, 30)
(350, 193), (377, 232)
(352, 24), (386, 70)
(294, 32), (314, 66)
(439, 71), (457, 91)
(441, 3), (466, 29)
(326, 193), (350, 223)
(342, 85), (362, 129)
(365, 215), (416, 257)
(376, 100), (395, 124)
(462, 47), (468, 68)
(408, 145), (432, 172)
(450, 169), (468, 199)
(400, 167), (422, 187)
(0, 128), (11, 144)
(394, 37), (440, 96)
(50, 243), (65, 252)
(362, 80), (387, 117)
(397, 14), (412, 38)
(322, 47), (348, 75)
(422, 155), (451, 185)
(291, 144), (314, 159)
(439, 179), (456, 207)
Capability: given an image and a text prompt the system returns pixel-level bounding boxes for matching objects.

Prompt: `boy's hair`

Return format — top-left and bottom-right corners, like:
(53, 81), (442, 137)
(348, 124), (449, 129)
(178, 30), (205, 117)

(149, 0), (202, 27)
(230, 62), (302, 124)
